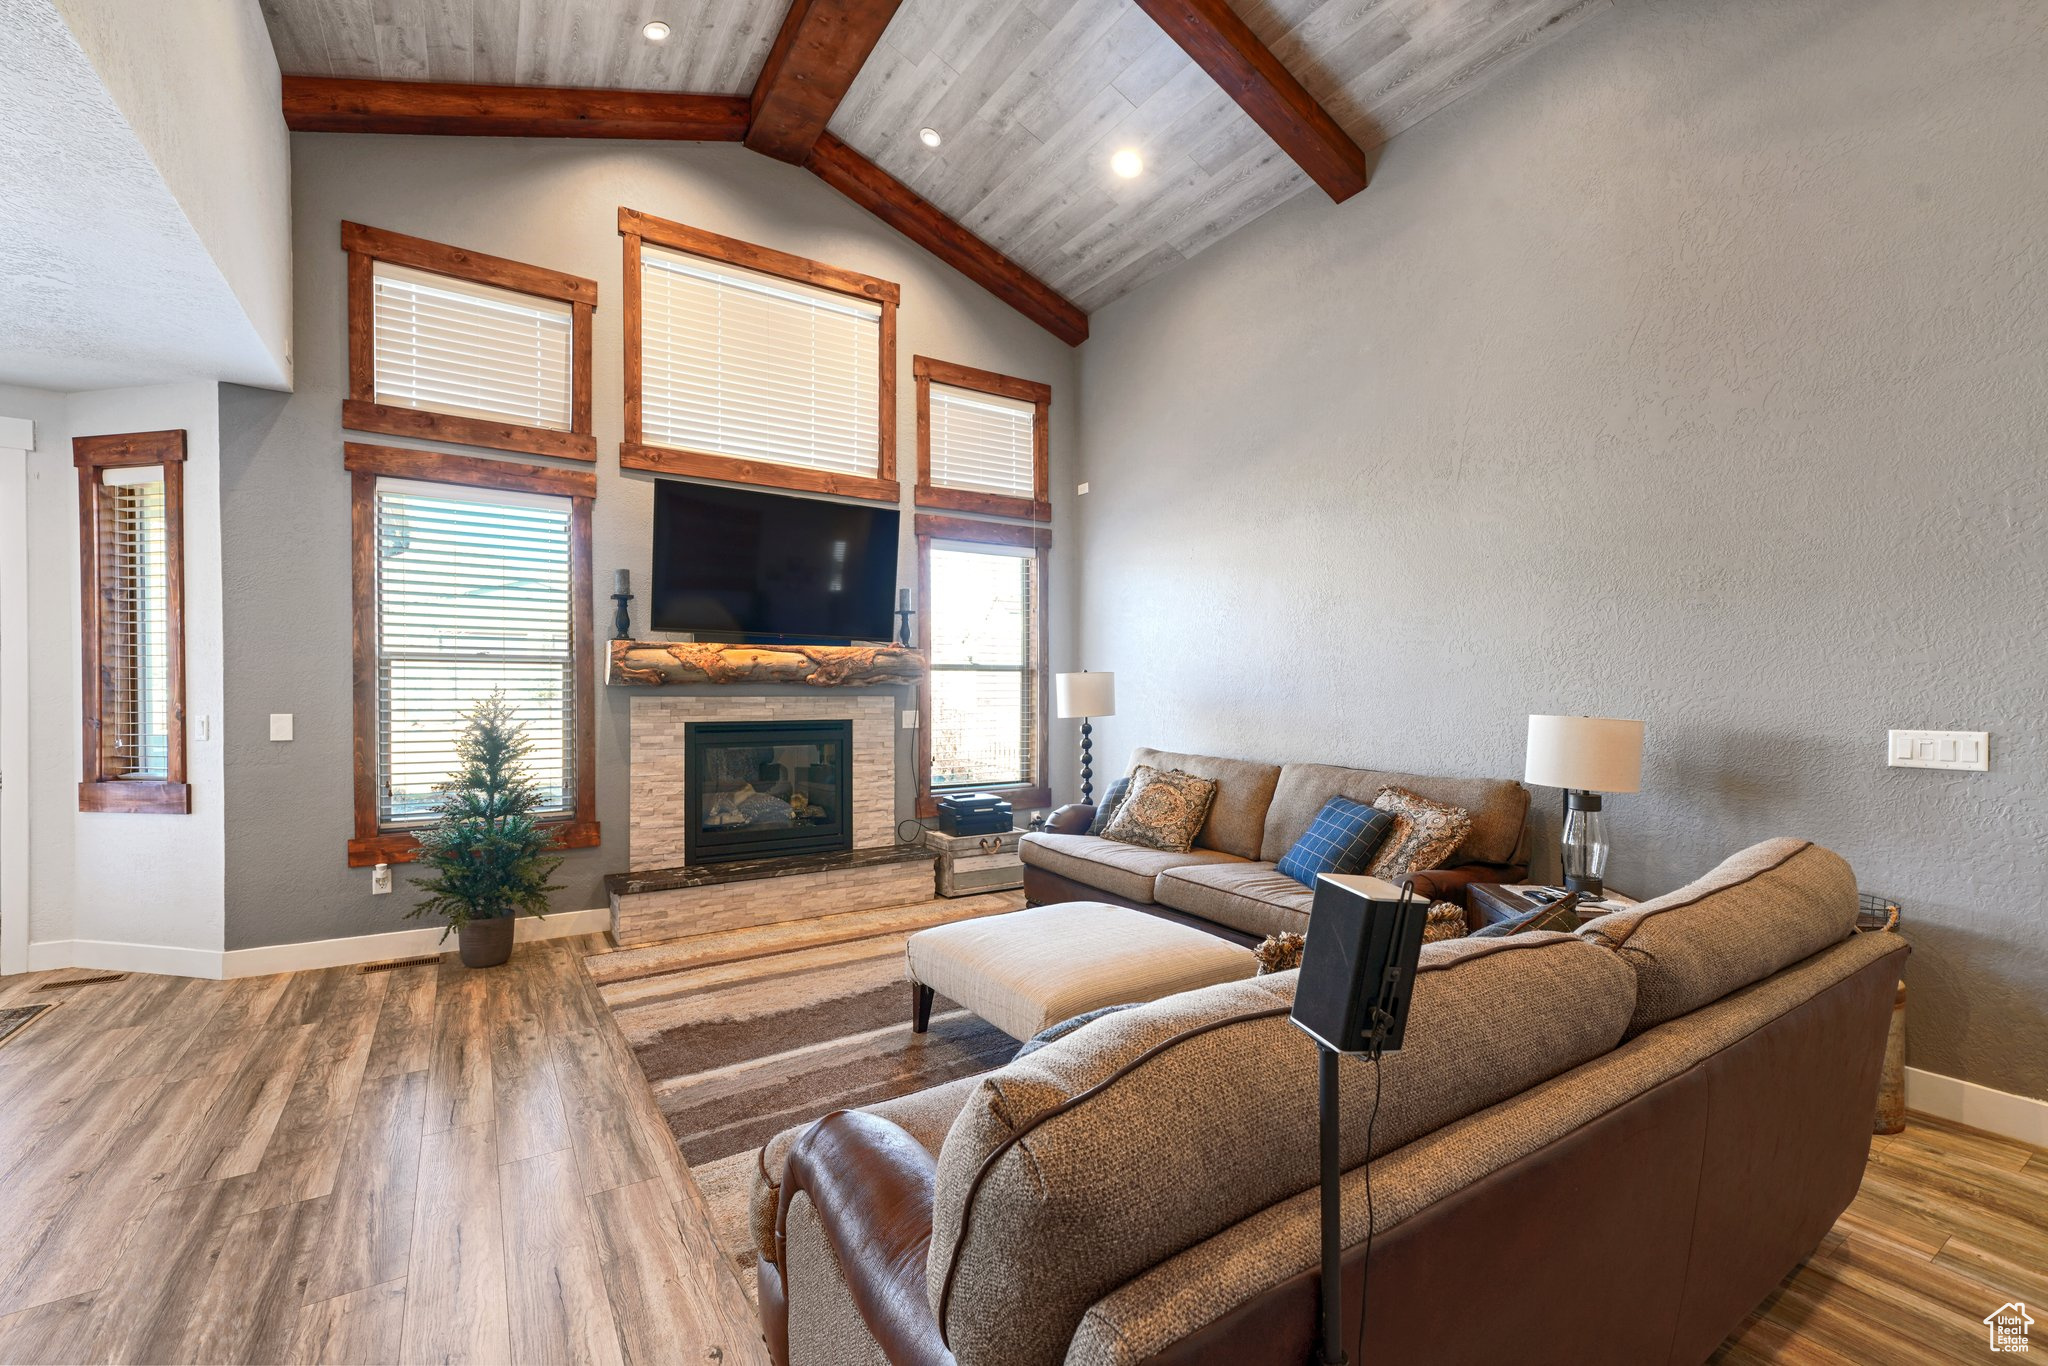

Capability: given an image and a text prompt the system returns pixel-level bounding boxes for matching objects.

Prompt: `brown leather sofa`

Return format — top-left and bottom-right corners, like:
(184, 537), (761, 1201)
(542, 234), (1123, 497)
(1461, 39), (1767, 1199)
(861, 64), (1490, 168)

(1020, 747), (1532, 945)
(754, 839), (1906, 1365)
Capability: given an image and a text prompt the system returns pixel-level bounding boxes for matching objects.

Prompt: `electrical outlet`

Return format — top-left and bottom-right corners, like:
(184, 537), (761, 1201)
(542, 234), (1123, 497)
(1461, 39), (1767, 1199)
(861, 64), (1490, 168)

(901, 709), (919, 729)
(269, 713), (294, 742)
(371, 863), (392, 895)
(1887, 729), (1989, 771)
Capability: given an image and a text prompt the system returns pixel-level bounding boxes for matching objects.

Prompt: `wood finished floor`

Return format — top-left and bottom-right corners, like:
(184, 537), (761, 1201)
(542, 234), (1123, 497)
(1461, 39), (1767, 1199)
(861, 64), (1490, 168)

(0, 937), (765, 1366)
(0, 942), (2041, 1364)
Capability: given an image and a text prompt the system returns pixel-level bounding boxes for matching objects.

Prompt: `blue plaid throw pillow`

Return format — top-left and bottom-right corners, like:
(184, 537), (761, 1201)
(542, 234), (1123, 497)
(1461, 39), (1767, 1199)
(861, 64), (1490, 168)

(1277, 797), (1397, 887)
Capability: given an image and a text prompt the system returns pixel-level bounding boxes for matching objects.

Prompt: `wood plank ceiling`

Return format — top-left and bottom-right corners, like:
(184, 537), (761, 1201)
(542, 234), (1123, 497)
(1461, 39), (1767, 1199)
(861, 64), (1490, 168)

(261, 0), (1609, 325)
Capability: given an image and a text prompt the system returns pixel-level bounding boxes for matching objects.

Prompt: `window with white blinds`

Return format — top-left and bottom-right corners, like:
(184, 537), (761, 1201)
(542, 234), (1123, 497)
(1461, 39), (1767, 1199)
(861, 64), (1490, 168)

(639, 242), (882, 477)
(927, 543), (1038, 791)
(97, 466), (172, 780)
(374, 478), (575, 826)
(372, 261), (574, 431)
(928, 384), (1037, 499)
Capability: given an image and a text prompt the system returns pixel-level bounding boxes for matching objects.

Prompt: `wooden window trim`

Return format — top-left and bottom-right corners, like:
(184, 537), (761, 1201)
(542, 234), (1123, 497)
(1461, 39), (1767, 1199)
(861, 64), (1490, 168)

(76, 430), (190, 815)
(343, 221), (598, 462)
(345, 442), (599, 866)
(618, 206), (901, 503)
(913, 356), (1052, 523)
(913, 513), (1053, 819)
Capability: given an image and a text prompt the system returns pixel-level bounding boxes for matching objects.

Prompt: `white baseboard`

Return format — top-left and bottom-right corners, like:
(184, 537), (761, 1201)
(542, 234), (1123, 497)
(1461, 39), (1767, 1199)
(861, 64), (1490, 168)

(22, 909), (611, 982)
(220, 908), (610, 977)
(27, 938), (226, 979)
(1905, 1066), (2048, 1148)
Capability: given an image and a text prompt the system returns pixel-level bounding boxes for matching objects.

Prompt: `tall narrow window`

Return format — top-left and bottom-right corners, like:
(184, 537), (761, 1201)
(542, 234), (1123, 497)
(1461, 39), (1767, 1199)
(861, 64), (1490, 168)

(76, 430), (188, 814)
(346, 443), (599, 866)
(915, 357), (1050, 522)
(620, 207), (899, 502)
(915, 515), (1051, 815)
(343, 222), (597, 461)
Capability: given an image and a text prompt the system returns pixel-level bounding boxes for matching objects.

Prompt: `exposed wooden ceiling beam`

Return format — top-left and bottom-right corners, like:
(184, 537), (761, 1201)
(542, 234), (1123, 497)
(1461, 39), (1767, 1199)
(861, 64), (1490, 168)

(745, 0), (906, 165)
(1132, 0), (1367, 203)
(804, 134), (1087, 347)
(278, 76), (1083, 345)
(281, 77), (750, 141)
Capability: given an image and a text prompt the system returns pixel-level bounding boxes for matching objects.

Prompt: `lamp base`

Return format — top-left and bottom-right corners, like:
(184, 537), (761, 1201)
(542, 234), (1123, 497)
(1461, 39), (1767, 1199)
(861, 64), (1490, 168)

(1078, 719), (1095, 806)
(1563, 873), (1605, 899)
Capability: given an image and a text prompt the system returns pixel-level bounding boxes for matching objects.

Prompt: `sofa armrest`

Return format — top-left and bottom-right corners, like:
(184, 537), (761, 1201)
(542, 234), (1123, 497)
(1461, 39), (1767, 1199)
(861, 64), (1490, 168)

(1401, 863), (1526, 907)
(776, 1111), (951, 1366)
(1046, 802), (1095, 834)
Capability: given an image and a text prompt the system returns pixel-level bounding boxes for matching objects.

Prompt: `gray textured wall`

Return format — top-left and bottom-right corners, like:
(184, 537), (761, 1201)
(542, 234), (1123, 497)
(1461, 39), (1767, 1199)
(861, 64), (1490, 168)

(221, 135), (1080, 952)
(1072, 0), (2048, 1099)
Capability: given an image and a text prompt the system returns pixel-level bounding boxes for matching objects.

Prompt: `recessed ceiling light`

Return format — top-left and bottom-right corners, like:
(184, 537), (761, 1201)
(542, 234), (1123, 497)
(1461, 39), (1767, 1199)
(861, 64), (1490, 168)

(643, 20), (671, 41)
(918, 127), (943, 149)
(1110, 147), (1144, 179)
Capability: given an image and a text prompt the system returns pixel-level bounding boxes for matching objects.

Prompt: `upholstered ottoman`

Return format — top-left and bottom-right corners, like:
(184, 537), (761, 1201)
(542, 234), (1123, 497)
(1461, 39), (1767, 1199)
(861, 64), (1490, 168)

(905, 901), (1259, 1041)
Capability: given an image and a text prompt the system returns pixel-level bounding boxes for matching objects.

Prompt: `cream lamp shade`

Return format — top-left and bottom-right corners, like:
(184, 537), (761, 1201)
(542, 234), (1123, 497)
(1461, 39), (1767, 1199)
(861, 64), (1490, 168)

(1524, 715), (1645, 793)
(1055, 671), (1116, 719)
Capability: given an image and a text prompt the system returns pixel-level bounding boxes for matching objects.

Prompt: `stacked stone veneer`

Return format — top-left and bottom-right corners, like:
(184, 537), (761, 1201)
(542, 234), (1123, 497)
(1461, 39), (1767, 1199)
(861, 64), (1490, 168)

(629, 693), (896, 870)
(618, 693), (912, 946)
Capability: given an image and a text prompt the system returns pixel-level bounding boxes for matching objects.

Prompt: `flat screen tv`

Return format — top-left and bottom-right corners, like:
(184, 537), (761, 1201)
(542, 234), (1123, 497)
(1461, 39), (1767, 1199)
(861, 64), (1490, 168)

(651, 481), (900, 643)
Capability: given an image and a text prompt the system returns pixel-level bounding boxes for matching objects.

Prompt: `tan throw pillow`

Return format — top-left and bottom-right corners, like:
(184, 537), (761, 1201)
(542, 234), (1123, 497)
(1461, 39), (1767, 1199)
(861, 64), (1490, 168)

(1366, 786), (1473, 876)
(1423, 901), (1467, 943)
(1100, 765), (1218, 852)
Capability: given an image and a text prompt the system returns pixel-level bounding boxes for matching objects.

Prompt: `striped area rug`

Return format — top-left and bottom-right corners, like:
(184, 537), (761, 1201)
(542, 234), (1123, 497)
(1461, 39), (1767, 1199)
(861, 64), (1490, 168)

(591, 892), (1026, 1293)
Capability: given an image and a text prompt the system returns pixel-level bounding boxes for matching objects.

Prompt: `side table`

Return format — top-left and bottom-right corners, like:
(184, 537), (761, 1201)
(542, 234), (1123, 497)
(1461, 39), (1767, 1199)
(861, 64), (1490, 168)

(1466, 882), (1640, 933)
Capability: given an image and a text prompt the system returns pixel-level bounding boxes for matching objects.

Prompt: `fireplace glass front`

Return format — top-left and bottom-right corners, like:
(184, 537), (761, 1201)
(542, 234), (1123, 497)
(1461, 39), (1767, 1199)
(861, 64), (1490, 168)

(683, 720), (854, 865)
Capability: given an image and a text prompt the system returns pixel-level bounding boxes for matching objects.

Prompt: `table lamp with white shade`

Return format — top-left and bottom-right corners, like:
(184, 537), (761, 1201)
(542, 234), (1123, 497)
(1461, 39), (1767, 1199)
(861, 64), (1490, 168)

(1523, 715), (1646, 898)
(1055, 671), (1116, 805)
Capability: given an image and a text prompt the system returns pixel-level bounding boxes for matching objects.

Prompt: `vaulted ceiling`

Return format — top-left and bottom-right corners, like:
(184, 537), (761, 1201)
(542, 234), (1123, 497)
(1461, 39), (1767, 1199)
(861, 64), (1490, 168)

(260, 0), (1608, 336)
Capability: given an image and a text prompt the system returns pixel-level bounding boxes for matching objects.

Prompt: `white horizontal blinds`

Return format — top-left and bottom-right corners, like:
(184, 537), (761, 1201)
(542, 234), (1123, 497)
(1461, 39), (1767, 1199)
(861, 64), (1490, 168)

(372, 261), (574, 430)
(374, 478), (575, 826)
(928, 544), (1037, 791)
(98, 467), (171, 780)
(929, 384), (1036, 499)
(640, 242), (881, 476)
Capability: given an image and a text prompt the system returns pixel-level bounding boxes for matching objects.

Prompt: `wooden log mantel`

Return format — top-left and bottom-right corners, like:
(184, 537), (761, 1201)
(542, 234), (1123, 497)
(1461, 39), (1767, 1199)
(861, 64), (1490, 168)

(607, 639), (925, 688)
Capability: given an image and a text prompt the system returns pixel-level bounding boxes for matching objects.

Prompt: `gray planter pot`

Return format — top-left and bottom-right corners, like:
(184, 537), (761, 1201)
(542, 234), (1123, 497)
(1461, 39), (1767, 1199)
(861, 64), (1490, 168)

(458, 916), (515, 968)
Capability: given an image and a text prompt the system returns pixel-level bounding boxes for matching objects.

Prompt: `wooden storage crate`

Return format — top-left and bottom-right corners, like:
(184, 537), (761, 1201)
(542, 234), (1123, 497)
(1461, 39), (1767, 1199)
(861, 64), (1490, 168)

(926, 826), (1025, 898)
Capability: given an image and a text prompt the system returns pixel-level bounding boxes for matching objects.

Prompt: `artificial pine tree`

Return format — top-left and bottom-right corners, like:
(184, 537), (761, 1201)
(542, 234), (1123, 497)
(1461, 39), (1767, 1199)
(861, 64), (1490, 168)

(408, 692), (564, 948)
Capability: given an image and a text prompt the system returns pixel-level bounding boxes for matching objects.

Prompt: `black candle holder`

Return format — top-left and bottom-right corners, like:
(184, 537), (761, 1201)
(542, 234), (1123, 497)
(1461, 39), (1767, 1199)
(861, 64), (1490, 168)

(612, 590), (633, 640)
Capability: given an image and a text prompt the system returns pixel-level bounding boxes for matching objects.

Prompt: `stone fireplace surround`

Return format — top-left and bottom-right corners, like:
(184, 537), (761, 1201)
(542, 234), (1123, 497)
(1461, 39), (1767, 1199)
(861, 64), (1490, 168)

(628, 693), (895, 870)
(610, 691), (934, 946)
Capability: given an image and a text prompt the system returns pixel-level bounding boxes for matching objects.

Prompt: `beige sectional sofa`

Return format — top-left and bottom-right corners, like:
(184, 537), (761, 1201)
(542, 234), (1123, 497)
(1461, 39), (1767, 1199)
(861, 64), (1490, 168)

(1019, 747), (1532, 941)
(754, 838), (1908, 1366)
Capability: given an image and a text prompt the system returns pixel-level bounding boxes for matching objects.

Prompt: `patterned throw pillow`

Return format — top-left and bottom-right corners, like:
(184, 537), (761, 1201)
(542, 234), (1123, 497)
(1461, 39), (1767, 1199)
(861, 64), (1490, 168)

(1423, 901), (1468, 943)
(1100, 765), (1219, 852)
(1276, 796), (1397, 887)
(1086, 775), (1134, 835)
(1365, 786), (1474, 877)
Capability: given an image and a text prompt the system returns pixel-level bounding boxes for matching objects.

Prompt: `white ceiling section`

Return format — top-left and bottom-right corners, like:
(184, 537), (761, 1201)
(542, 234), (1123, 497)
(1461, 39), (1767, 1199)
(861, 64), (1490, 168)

(256, 0), (784, 93)
(256, 0), (1611, 314)
(0, 0), (290, 391)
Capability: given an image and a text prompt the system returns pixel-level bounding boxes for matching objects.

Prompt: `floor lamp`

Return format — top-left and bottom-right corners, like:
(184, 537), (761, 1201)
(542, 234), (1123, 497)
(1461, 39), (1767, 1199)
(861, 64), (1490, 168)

(1054, 671), (1115, 805)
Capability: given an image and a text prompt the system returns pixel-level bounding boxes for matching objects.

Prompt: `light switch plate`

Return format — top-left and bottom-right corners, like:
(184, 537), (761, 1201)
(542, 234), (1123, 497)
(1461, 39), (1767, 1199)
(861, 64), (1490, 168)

(901, 709), (919, 729)
(1077, 482), (1090, 495)
(1887, 729), (1988, 771)
(269, 713), (294, 742)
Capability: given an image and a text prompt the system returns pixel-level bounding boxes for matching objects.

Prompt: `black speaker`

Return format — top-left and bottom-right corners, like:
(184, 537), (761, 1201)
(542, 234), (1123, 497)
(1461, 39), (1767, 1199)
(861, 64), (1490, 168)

(1290, 874), (1428, 1056)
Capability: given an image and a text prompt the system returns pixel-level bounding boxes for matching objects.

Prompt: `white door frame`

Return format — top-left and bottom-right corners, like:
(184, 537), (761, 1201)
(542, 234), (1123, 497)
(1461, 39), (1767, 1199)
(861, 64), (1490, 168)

(0, 417), (31, 978)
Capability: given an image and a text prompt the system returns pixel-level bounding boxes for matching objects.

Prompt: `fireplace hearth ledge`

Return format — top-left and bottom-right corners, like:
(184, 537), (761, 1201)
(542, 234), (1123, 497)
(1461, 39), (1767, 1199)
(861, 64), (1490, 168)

(608, 640), (924, 687)
(604, 844), (930, 896)
(606, 843), (938, 947)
